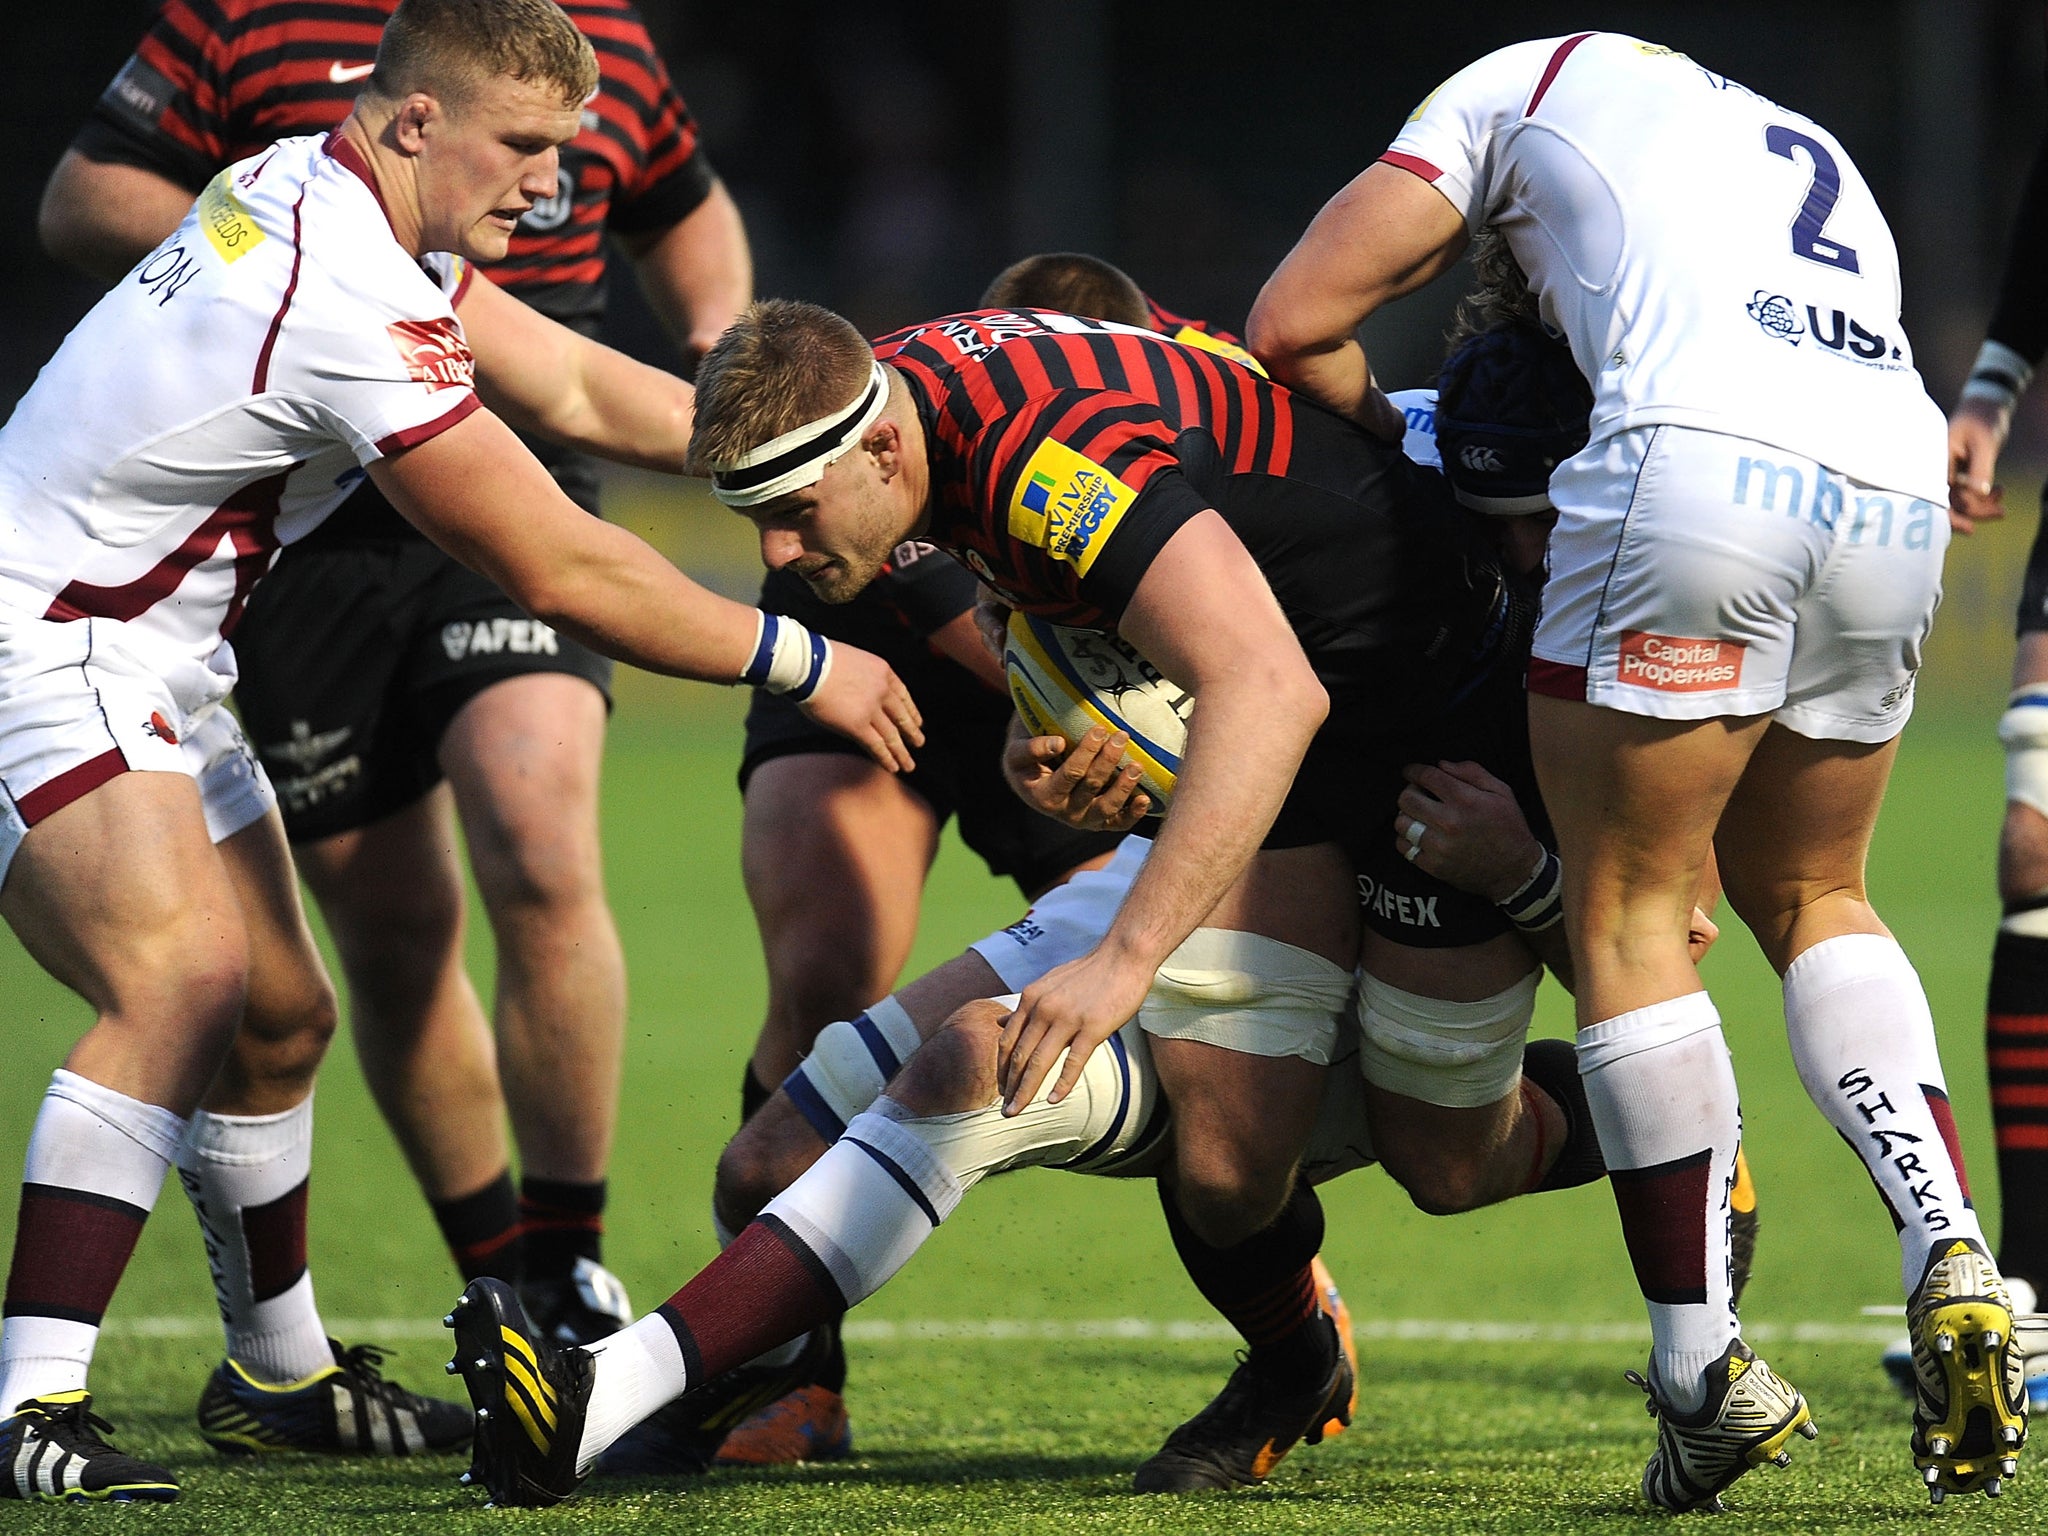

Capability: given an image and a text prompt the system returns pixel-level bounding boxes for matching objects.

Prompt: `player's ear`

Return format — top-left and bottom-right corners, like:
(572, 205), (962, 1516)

(867, 419), (903, 481)
(390, 94), (441, 155)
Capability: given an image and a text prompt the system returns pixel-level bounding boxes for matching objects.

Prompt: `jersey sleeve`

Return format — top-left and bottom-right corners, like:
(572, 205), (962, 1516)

(75, 0), (239, 192)
(285, 264), (482, 465)
(1985, 130), (2048, 366)
(605, 29), (717, 236)
(972, 391), (1213, 620)
(1379, 36), (1575, 226)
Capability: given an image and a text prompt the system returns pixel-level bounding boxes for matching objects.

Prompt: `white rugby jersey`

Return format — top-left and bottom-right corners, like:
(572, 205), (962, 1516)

(1383, 33), (1946, 502)
(1385, 387), (1441, 470)
(0, 131), (479, 689)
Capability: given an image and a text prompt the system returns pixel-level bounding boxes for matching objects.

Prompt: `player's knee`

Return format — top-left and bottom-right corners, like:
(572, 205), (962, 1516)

(1387, 1144), (1497, 1217)
(121, 921), (249, 1058)
(239, 964), (341, 1070)
(1999, 802), (2048, 908)
(890, 1000), (1007, 1117)
(714, 1102), (824, 1231)
(1168, 1151), (1295, 1247)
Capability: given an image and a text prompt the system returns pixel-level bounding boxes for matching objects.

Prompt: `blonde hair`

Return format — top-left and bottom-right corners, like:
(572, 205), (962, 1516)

(368, 0), (598, 111)
(688, 300), (877, 476)
(981, 253), (1151, 328)
(1444, 225), (1540, 352)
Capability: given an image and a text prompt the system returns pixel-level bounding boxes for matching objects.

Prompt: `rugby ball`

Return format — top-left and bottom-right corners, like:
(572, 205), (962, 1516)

(1003, 610), (1194, 813)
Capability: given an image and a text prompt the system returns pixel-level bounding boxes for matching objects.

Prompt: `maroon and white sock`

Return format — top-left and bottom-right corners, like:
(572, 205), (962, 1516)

(1783, 934), (1986, 1291)
(0, 1071), (183, 1409)
(176, 1094), (332, 1383)
(576, 1107), (956, 1467)
(1578, 992), (1742, 1411)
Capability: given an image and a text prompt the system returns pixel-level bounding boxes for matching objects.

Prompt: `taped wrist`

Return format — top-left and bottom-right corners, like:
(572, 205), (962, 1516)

(1497, 849), (1563, 934)
(1961, 338), (2034, 415)
(742, 611), (834, 700)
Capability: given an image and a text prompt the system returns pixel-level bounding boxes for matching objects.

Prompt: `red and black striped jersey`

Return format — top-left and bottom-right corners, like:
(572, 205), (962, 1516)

(77, 0), (712, 325)
(876, 307), (1505, 722)
(875, 307), (1302, 628)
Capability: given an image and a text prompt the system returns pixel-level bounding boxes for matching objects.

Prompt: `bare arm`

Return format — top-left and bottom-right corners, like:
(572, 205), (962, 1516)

(997, 511), (1328, 1108)
(1246, 161), (1469, 433)
(457, 272), (694, 474)
(614, 179), (752, 362)
(369, 407), (921, 766)
(39, 149), (198, 281)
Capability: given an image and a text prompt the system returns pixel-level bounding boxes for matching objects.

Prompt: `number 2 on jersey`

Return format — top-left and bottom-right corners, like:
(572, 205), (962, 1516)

(1765, 124), (1861, 274)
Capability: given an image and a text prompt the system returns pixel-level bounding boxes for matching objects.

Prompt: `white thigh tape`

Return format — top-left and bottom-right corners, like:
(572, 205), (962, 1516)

(1138, 928), (1352, 1065)
(1355, 970), (1539, 1109)
(2002, 694), (2048, 821)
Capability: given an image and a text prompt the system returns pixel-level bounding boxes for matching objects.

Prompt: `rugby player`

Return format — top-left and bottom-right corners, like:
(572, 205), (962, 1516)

(0, 0), (917, 1501)
(1246, 32), (2022, 1508)
(39, 0), (748, 1357)
(712, 256), (1220, 1467)
(440, 314), (1626, 1503)
(1914, 31), (2048, 1412)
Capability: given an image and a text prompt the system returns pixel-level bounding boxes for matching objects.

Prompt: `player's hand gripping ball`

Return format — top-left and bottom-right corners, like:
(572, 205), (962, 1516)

(1003, 610), (1193, 814)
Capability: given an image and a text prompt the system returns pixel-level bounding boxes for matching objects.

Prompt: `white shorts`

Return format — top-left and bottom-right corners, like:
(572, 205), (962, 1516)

(1531, 426), (1947, 743)
(970, 835), (1149, 989)
(0, 613), (275, 885)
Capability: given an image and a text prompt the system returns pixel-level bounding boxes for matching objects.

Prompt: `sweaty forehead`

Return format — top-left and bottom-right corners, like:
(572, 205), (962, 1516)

(457, 73), (586, 134)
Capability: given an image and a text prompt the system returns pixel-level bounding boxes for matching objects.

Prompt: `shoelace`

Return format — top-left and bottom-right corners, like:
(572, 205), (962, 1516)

(1622, 1370), (1662, 1417)
(34, 1398), (121, 1454)
(334, 1343), (419, 1406)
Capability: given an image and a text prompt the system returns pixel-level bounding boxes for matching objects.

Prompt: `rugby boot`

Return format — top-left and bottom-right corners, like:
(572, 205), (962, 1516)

(713, 1385), (852, 1466)
(1133, 1311), (1354, 1492)
(1627, 1339), (1816, 1512)
(445, 1277), (593, 1507)
(1729, 1147), (1760, 1308)
(196, 1339), (473, 1456)
(1310, 1255), (1359, 1429)
(714, 1319), (853, 1466)
(600, 1324), (839, 1476)
(1907, 1238), (2028, 1503)
(0, 1392), (178, 1503)
(522, 1256), (634, 1348)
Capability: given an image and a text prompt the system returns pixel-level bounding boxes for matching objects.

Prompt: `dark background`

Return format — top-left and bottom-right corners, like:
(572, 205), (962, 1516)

(9, 2), (2045, 445)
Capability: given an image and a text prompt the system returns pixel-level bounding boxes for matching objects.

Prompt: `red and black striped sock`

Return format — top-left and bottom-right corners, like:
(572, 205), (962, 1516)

(1158, 1180), (1333, 1384)
(430, 1171), (522, 1284)
(1989, 930), (2048, 1288)
(519, 1176), (605, 1284)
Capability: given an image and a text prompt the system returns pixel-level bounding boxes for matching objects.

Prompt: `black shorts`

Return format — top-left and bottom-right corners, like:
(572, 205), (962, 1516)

(2019, 511), (2048, 637)
(1266, 576), (1550, 950)
(738, 570), (1123, 897)
(233, 539), (613, 842)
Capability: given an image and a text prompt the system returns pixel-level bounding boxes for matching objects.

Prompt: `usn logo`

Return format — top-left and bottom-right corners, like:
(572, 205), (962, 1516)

(1747, 291), (1907, 367)
(386, 317), (476, 393)
(1007, 438), (1135, 577)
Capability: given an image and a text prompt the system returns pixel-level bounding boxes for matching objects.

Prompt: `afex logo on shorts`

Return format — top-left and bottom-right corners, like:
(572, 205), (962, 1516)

(386, 318), (475, 392)
(1617, 631), (1744, 692)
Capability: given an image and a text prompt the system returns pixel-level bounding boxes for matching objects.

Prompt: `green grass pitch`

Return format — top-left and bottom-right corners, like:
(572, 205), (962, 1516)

(5, 676), (2048, 1532)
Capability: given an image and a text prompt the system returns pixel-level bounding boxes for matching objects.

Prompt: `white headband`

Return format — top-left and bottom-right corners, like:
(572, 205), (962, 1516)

(709, 360), (891, 508)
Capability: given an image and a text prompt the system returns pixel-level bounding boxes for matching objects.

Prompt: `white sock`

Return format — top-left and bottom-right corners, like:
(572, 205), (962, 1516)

(1579, 993), (1741, 1412)
(0, 1071), (182, 1408)
(175, 1096), (332, 1382)
(1783, 934), (1987, 1292)
(761, 1105), (964, 1310)
(575, 1315), (689, 1472)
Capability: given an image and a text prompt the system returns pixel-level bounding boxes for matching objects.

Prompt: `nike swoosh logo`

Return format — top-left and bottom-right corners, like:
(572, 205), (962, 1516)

(329, 61), (376, 84)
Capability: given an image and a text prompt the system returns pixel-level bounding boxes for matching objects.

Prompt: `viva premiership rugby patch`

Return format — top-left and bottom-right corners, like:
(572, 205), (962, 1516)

(1008, 438), (1134, 576)
(198, 174), (266, 263)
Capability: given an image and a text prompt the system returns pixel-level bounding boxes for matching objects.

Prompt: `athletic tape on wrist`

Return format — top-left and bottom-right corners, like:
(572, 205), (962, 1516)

(1497, 848), (1564, 933)
(1961, 338), (2035, 413)
(741, 611), (834, 700)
